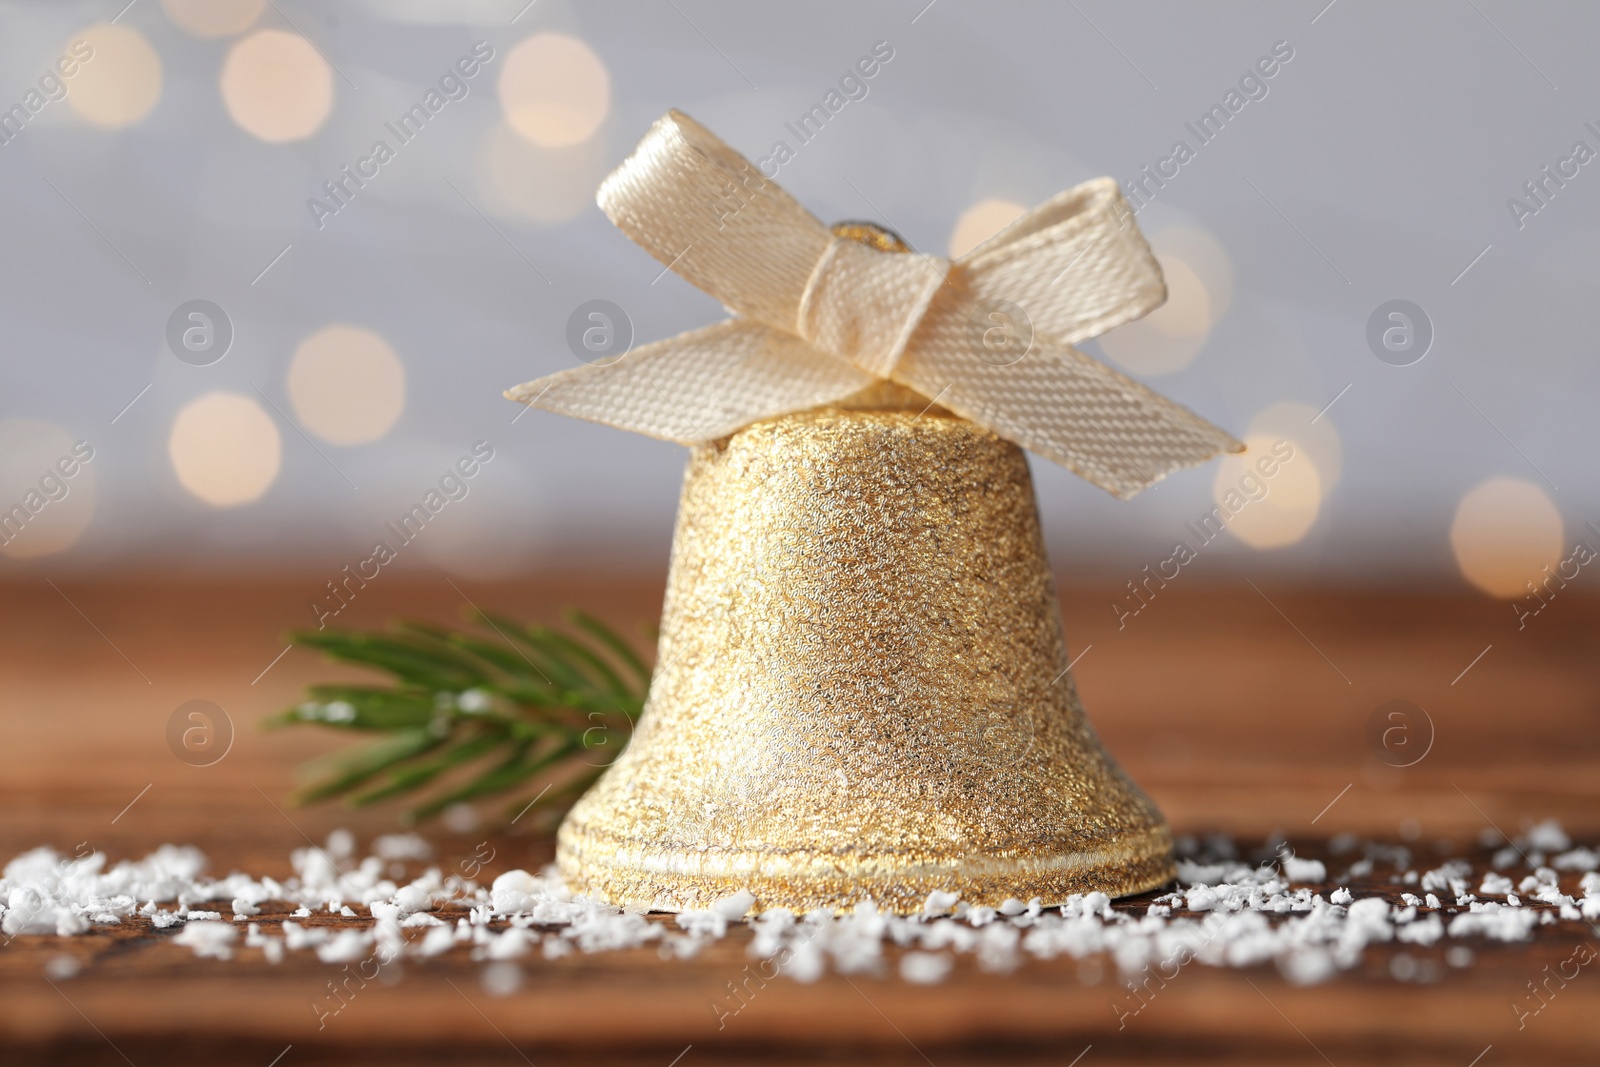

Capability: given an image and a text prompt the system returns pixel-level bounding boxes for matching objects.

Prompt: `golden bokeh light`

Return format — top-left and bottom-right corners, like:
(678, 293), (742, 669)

(1156, 225), (1233, 322)
(1450, 477), (1564, 598)
(1213, 433), (1323, 549)
(169, 392), (282, 507)
(1099, 225), (1233, 377)
(288, 325), (406, 446)
(947, 199), (1027, 259)
(478, 120), (606, 224)
(1147, 254), (1212, 340)
(498, 33), (610, 147)
(67, 23), (163, 129)
(1247, 400), (1342, 494)
(161, 0), (264, 37)
(1099, 254), (1209, 375)
(220, 29), (334, 143)
(0, 420), (97, 560)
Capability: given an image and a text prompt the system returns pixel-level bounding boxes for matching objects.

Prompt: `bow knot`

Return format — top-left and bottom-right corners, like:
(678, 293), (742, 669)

(507, 110), (1242, 499)
(797, 234), (949, 378)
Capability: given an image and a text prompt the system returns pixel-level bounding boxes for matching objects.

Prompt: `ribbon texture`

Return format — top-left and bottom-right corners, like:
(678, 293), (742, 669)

(506, 110), (1242, 498)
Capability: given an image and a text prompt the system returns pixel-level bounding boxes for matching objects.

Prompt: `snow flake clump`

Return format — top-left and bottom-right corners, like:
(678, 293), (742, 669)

(1280, 856), (1326, 884)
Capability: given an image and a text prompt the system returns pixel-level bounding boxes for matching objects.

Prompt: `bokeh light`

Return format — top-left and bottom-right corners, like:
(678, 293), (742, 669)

(67, 23), (163, 129)
(1100, 257), (1209, 375)
(288, 325), (406, 446)
(1213, 433), (1323, 549)
(498, 33), (610, 147)
(169, 392), (282, 507)
(220, 29), (333, 143)
(1247, 401), (1342, 494)
(477, 120), (607, 224)
(161, 0), (264, 37)
(1158, 226), (1233, 321)
(948, 199), (1027, 258)
(1450, 477), (1564, 598)
(1099, 225), (1233, 377)
(0, 420), (97, 560)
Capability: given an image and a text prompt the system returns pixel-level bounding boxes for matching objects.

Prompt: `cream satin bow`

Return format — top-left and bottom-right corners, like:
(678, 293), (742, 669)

(506, 110), (1241, 499)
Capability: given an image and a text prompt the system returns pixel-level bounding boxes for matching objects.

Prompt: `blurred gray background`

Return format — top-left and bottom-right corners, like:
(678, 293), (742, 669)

(1, 0), (1593, 597)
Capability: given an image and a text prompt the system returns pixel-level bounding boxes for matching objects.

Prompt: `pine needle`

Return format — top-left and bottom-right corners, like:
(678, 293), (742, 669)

(278, 608), (651, 825)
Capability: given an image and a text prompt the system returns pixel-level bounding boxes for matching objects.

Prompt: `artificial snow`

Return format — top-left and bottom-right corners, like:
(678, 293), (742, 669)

(172, 921), (235, 959)
(900, 950), (953, 983)
(1, 825), (1594, 989)
(1279, 856), (1326, 884)
(373, 833), (434, 862)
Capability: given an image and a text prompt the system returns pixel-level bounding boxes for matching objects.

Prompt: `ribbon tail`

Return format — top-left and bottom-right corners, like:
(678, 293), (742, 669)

(505, 319), (873, 445)
(896, 337), (1243, 500)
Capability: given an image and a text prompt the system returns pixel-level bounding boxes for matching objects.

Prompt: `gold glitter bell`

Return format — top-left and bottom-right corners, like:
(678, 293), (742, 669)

(520, 114), (1240, 914)
(556, 389), (1176, 914)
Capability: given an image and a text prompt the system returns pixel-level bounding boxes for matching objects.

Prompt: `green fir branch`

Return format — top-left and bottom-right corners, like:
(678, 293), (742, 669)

(277, 608), (651, 825)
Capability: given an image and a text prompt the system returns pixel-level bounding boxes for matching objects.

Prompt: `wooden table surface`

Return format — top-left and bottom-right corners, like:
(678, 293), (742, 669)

(1, 572), (1597, 1065)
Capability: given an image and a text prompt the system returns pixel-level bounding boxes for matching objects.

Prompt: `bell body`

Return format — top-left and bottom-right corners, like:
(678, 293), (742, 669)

(557, 405), (1174, 913)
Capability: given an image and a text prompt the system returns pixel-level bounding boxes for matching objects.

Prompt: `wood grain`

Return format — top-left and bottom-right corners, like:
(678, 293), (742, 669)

(1, 573), (1597, 1065)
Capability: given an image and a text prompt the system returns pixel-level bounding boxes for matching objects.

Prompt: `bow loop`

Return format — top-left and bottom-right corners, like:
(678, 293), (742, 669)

(597, 110), (829, 335)
(510, 110), (1244, 499)
(954, 179), (1166, 349)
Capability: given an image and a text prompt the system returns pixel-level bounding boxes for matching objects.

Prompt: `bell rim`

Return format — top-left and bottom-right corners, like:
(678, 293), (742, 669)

(556, 820), (1176, 914)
